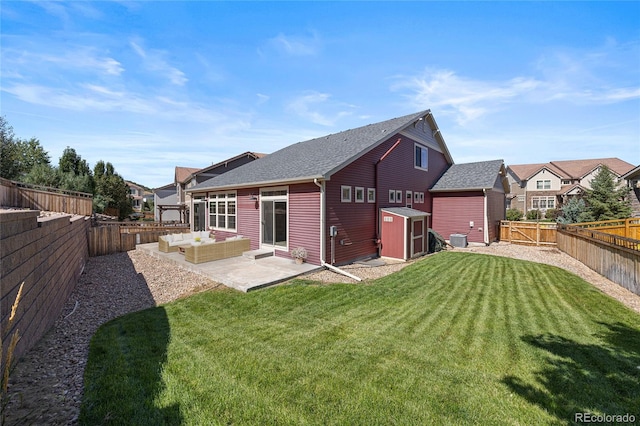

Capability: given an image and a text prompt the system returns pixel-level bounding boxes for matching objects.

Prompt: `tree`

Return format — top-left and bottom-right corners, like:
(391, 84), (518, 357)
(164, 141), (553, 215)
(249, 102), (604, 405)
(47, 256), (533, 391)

(93, 160), (132, 219)
(557, 197), (586, 224)
(0, 117), (50, 180)
(0, 116), (20, 179)
(579, 166), (632, 222)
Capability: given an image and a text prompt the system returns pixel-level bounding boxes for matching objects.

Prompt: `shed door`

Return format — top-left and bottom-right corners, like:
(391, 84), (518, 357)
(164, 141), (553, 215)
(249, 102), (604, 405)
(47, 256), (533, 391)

(411, 218), (424, 257)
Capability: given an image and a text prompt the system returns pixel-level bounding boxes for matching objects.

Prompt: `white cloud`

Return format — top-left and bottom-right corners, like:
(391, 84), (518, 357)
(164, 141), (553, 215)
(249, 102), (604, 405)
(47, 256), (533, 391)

(392, 69), (543, 125)
(266, 31), (321, 56)
(129, 38), (188, 86)
(286, 91), (354, 126)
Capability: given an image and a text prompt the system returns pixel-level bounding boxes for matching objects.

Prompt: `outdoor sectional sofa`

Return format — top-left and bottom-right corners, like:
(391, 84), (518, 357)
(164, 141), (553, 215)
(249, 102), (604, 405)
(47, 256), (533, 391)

(184, 236), (250, 264)
(158, 231), (214, 253)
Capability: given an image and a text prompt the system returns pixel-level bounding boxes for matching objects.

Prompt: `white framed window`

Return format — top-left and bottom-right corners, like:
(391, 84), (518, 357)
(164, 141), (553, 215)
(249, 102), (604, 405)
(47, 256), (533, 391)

(531, 196), (555, 210)
(208, 192), (237, 231)
(562, 179), (571, 185)
(341, 186), (352, 202)
(389, 189), (395, 203)
(414, 144), (428, 171)
(536, 180), (551, 190)
(405, 190), (412, 207)
(355, 187), (365, 203)
(419, 192), (424, 203)
(414, 192), (419, 204)
(395, 190), (402, 203)
(367, 188), (376, 203)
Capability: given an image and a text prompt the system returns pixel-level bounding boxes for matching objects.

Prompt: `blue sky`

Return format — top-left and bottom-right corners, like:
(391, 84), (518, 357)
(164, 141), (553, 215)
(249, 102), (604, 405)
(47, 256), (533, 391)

(1, 1), (639, 188)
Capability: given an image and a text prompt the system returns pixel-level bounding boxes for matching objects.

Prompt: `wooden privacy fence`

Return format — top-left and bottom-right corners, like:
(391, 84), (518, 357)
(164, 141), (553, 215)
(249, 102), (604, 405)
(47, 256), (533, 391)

(0, 177), (93, 216)
(557, 224), (639, 295)
(89, 222), (190, 256)
(500, 221), (557, 246)
(576, 218), (640, 240)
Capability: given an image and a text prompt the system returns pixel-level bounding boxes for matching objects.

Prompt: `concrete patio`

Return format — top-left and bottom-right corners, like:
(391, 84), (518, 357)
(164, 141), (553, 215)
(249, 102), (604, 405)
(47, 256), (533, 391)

(136, 242), (321, 292)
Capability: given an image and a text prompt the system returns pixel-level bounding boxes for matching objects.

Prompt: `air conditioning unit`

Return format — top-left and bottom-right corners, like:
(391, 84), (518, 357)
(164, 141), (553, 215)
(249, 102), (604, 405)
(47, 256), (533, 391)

(450, 234), (468, 248)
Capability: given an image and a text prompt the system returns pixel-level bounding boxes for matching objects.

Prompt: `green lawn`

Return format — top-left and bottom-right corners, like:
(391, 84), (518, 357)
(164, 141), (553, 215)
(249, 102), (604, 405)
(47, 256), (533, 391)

(80, 252), (640, 425)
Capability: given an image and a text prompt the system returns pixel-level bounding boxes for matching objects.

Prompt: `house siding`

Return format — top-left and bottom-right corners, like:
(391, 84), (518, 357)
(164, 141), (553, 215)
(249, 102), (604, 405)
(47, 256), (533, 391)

(326, 134), (449, 265)
(486, 189), (505, 243)
(432, 192), (485, 244)
(287, 183), (321, 265)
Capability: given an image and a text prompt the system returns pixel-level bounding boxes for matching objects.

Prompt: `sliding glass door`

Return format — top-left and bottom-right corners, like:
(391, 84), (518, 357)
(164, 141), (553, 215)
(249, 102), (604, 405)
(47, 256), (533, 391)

(261, 199), (287, 248)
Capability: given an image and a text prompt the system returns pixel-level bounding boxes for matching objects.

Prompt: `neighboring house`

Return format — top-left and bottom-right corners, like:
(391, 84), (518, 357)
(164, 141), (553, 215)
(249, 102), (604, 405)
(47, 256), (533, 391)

(621, 164), (640, 217)
(154, 183), (182, 222)
(125, 181), (151, 213)
(507, 158), (635, 216)
(430, 160), (508, 245)
(154, 152), (264, 223)
(187, 110), (468, 266)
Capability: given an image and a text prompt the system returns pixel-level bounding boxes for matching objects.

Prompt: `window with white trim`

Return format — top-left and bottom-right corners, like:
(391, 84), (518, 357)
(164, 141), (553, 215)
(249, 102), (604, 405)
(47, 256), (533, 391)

(395, 190), (402, 203)
(413, 192), (419, 204)
(209, 192), (237, 231)
(414, 144), (428, 171)
(419, 192), (424, 203)
(355, 187), (365, 203)
(389, 189), (395, 203)
(531, 196), (555, 210)
(367, 188), (376, 203)
(405, 190), (412, 208)
(341, 186), (352, 202)
(536, 180), (551, 190)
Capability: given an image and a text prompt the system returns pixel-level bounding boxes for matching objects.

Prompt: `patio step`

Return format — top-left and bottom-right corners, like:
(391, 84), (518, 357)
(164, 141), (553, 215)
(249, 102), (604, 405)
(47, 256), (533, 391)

(243, 248), (274, 260)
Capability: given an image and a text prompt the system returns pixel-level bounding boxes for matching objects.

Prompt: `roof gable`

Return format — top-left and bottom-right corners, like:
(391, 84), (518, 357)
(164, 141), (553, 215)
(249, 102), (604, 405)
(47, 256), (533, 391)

(190, 110), (450, 191)
(430, 159), (505, 192)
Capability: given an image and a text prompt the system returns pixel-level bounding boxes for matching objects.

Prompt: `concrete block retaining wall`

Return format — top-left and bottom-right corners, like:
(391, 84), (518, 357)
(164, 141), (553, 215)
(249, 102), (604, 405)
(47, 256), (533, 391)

(0, 210), (89, 364)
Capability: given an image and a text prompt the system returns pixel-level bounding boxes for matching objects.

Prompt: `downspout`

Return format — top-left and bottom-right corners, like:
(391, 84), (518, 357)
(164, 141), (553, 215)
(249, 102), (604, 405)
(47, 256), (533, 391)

(483, 188), (489, 245)
(375, 137), (403, 257)
(313, 178), (326, 264)
(315, 178), (362, 282)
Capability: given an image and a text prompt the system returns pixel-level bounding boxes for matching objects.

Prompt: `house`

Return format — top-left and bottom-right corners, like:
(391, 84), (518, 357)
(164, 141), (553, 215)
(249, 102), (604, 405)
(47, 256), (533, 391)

(621, 164), (640, 217)
(507, 157), (635, 216)
(125, 180), (152, 215)
(154, 152), (264, 223)
(187, 110), (467, 266)
(430, 160), (508, 245)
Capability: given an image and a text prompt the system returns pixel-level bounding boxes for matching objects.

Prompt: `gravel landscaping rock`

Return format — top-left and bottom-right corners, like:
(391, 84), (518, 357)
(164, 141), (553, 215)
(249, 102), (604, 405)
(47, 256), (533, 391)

(4, 243), (639, 425)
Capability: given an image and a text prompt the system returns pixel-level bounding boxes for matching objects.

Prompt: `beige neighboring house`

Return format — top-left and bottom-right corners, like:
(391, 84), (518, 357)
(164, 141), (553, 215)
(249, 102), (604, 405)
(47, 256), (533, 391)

(125, 180), (152, 214)
(154, 152), (265, 224)
(507, 157), (635, 216)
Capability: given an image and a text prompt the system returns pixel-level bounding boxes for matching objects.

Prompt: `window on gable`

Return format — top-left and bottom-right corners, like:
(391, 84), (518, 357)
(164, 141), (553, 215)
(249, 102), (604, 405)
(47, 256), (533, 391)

(415, 144), (428, 171)
(396, 190), (403, 203)
(536, 180), (551, 190)
(389, 189), (395, 203)
(355, 187), (365, 203)
(341, 186), (352, 202)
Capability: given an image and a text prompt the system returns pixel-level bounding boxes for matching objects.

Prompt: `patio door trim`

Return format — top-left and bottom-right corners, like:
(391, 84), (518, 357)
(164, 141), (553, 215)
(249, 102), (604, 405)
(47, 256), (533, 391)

(260, 186), (289, 252)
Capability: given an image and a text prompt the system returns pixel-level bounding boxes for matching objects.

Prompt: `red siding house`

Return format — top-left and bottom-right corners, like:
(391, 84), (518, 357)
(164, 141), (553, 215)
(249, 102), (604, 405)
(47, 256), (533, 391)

(430, 160), (508, 245)
(186, 110), (454, 266)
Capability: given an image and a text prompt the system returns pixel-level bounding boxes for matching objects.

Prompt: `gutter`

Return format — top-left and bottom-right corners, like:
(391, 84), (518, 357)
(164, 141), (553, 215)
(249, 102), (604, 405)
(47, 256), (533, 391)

(313, 178), (326, 264)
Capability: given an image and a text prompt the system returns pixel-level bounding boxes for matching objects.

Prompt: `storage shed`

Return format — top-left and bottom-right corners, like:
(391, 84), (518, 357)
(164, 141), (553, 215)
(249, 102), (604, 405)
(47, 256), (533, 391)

(380, 207), (430, 261)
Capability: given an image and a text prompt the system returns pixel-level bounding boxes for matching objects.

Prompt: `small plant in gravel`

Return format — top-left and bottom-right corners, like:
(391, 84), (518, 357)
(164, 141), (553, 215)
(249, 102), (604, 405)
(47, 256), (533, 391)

(1, 282), (24, 426)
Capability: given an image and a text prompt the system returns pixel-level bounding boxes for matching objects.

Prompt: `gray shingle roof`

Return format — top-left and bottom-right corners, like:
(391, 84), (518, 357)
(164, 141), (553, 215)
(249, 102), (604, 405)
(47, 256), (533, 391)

(430, 159), (505, 191)
(190, 110), (431, 191)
